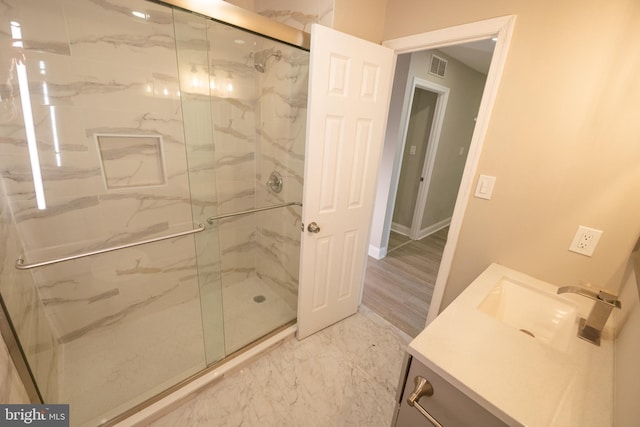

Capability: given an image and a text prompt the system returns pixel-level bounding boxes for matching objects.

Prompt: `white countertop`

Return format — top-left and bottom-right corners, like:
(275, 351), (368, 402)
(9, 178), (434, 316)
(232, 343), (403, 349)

(408, 263), (614, 427)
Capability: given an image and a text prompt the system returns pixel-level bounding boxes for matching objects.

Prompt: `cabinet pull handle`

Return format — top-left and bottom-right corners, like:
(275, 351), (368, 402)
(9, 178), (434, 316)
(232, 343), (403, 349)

(407, 376), (443, 427)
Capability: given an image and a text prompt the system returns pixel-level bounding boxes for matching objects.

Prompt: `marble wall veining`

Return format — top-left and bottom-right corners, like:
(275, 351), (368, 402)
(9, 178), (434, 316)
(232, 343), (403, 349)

(0, 167), (59, 402)
(174, 9), (307, 296)
(208, 20), (262, 286)
(171, 7), (306, 356)
(173, 10), (227, 365)
(0, 0), (204, 345)
(0, 0), (307, 424)
(254, 41), (307, 309)
(0, 0), (206, 423)
(224, 0), (334, 31)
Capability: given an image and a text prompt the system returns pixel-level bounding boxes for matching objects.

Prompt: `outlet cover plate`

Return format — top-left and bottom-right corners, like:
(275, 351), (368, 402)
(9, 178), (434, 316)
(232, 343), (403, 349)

(569, 226), (603, 256)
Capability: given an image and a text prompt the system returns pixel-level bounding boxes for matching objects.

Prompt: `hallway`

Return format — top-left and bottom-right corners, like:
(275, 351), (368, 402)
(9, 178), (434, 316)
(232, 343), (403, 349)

(362, 228), (448, 337)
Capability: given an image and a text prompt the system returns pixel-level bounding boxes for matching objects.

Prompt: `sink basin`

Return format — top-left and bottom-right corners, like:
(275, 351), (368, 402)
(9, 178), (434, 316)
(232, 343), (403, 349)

(478, 278), (578, 351)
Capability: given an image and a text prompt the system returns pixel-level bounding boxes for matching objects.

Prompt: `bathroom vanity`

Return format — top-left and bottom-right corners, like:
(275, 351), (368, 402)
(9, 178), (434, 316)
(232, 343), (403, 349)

(391, 264), (615, 427)
(393, 354), (509, 426)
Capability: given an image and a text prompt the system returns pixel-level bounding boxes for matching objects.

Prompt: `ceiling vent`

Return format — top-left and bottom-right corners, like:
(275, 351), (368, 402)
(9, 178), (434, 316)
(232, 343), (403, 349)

(429, 54), (447, 78)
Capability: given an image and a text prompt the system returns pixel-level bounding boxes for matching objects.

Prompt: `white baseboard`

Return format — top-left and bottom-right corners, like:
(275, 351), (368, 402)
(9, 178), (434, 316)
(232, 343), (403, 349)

(390, 222), (411, 236)
(416, 217), (451, 240)
(368, 244), (387, 260)
(375, 218), (449, 259)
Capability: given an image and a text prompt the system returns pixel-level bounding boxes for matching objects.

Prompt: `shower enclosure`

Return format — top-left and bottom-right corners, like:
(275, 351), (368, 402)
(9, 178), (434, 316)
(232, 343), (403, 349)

(0, 0), (308, 425)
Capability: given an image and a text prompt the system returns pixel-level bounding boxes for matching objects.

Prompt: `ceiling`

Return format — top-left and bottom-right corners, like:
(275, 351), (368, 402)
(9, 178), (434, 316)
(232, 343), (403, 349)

(438, 39), (496, 75)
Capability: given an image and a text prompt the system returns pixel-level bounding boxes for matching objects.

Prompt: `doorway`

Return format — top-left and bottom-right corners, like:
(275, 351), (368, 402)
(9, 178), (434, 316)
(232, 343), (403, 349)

(364, 38), (500, 337)
(391, 78), (449, 243)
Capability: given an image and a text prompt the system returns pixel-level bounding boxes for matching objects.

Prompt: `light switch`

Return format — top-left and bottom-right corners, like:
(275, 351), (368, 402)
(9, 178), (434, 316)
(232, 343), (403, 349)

(409, 145), (417, 156)
(474, 175), (496, 200)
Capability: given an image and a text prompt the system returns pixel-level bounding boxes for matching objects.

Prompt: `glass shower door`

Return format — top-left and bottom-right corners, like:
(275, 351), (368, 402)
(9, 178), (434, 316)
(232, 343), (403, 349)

(0, 0), (307, 424)
(173, 9), (226, 365)
(174, 10), (308, 363)
(0, 0), (219, 424)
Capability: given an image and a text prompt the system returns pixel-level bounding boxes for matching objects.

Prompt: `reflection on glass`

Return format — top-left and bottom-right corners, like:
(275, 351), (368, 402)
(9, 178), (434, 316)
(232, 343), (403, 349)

(131, 10), (148, 20)
(11, 21), (46, 209)
(41, 74), (62, 167)
(50, 106), (62, 167)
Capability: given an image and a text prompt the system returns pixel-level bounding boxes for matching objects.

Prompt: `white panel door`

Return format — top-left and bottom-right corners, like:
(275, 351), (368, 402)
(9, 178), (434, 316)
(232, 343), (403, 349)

(297, 24), (395, 339)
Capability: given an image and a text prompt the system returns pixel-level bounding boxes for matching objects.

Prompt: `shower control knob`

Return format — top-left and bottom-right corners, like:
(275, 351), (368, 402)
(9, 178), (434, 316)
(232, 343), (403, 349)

(307, 222), (320, 233)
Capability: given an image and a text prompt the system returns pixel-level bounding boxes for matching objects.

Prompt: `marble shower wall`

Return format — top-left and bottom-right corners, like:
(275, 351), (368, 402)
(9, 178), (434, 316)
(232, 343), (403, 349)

(204, 21), (307, 309)
(0, 2), (307, 415)
(172, 9), (228, 365)
(0, 178), (59, 402)
(224, 0), (334, 31)
(180, 12), (307, 305)
(254, 42), (307, 310)
(206, 20), (261, 287)
(0, 0), (208, 407)
(222, 0), (315, 312)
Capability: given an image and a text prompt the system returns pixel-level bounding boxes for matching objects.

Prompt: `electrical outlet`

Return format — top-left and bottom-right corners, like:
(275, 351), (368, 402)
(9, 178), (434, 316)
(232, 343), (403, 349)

(569, 226), (603, 256)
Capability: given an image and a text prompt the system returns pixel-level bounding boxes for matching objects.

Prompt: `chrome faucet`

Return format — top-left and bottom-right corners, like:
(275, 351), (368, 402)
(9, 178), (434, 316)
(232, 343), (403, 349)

(557, 285), (621, 346)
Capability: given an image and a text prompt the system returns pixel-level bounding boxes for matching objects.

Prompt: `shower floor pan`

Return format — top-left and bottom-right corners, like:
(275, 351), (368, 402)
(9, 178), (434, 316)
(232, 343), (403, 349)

(61, 276), (295, 427)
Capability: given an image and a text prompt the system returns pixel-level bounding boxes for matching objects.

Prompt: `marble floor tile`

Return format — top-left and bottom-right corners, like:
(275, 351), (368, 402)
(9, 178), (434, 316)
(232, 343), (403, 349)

(147, 306), (411, 427)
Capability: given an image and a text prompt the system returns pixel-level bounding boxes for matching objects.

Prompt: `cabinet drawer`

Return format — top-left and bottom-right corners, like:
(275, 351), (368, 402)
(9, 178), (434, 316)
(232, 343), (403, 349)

(395, 357), (510, 427)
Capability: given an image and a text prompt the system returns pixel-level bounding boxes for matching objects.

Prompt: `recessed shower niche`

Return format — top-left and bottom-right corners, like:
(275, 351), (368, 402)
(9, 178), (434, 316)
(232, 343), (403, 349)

(95, 134), (167, 189)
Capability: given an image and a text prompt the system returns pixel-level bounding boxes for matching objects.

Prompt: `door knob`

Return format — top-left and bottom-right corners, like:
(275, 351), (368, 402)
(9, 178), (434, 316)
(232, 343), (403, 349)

(307, 222), (320, 233)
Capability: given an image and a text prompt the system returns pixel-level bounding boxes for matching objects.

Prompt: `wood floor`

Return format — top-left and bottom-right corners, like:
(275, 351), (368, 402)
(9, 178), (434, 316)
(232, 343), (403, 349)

(387, 230), (410, 252)
(362, 228), (448, 338)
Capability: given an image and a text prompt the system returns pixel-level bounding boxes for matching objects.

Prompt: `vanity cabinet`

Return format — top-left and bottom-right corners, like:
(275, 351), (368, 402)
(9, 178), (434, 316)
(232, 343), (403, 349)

(392, 354), (510, 427)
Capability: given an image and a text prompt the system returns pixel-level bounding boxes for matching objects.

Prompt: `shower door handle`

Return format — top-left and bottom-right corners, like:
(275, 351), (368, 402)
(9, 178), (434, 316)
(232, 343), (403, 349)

(307, 222), (320, 233)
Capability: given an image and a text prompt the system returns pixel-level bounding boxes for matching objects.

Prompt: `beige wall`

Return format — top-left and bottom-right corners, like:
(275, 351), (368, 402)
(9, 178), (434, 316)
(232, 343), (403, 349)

(333, 0), (387, 42)
(382, 0), (640, 308)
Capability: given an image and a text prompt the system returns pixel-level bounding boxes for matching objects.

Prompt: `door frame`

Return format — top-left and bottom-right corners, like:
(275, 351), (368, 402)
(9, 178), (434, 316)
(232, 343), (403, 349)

(408, 79), (449, 240)
(380, 15), (516, 324)
(390, 78), (449, 240)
